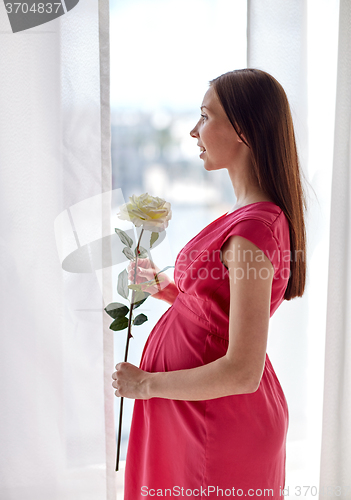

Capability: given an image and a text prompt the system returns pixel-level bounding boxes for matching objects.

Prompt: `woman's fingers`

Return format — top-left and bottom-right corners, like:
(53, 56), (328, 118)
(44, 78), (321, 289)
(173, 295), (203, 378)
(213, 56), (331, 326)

(128, 266), (153, 281)
(125, 258), (170, 296)
(128, 264), (146, 277)
(128, 258), (159, 271)
(127, 258), (146, 269)
(127, 259), (160, 281)
(136, 258), (152, 268)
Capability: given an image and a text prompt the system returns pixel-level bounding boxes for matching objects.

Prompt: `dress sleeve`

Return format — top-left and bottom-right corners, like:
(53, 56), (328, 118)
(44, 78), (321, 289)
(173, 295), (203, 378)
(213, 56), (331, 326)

(221, 218), (281, 274)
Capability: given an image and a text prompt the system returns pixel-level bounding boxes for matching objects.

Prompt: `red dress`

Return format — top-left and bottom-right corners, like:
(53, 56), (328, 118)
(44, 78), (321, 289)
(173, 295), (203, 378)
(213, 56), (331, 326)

(124, 201), (290, 499)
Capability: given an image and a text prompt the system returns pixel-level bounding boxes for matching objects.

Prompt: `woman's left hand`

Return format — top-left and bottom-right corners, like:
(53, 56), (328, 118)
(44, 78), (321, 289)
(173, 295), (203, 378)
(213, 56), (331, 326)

(112, 362), (152, 400)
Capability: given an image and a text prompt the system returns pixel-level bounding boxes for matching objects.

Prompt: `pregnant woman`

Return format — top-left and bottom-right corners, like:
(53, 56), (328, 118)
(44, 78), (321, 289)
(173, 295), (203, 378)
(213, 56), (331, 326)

(112, 68), (307, 499)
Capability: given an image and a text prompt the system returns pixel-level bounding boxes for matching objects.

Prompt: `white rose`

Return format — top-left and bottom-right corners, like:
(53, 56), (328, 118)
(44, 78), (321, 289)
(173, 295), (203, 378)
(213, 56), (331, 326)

(117, 193), (172, 232)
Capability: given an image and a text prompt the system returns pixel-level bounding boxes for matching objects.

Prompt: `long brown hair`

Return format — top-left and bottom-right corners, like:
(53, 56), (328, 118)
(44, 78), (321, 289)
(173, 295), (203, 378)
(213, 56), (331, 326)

(210, 69), (307, 300)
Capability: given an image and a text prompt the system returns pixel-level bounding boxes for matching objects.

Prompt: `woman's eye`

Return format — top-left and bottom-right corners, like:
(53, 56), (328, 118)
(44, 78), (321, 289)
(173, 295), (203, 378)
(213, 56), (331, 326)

(201, 114), (207, 120)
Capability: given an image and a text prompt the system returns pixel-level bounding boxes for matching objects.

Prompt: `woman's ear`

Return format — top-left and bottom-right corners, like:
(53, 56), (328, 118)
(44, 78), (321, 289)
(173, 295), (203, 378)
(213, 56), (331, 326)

(237, 132), (248, 146)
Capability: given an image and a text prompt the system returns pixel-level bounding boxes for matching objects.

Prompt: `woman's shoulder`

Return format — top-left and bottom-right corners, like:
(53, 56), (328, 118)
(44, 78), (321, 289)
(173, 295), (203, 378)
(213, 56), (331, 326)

(226, 201), (284, 226)
(220, 202), (290, 269)
(223, 202), (289, 240)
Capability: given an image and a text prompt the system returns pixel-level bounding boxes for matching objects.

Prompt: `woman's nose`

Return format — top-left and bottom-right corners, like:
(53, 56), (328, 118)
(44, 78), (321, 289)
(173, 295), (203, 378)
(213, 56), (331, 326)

(190, 124), (198, 138)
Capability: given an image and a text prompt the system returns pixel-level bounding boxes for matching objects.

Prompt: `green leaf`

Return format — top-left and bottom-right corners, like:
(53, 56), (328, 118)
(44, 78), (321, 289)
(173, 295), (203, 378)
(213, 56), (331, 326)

(117, 269), (129, 299)
(128, 283), (142, 291)
(115, 228), (133, 248)
(150, 232), (159, 248)
(133, 313), (148, 326)
(104, 302), (129, 319)
(134, 290), (149, 302)
(109, 316), (129, 331)
(123, 247), (135, 261)
(132, 291), (150, 308)
(134, 245), (148, 258)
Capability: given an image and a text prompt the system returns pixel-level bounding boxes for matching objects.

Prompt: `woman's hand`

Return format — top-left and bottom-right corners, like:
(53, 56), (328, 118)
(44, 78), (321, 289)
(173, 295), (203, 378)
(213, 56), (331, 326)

(112, 362), (153, 400)
(127, 258), (174, 299)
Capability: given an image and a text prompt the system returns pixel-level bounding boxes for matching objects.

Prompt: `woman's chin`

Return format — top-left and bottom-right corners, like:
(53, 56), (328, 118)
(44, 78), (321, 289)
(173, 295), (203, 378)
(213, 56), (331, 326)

(202, 157), (211, 170)
(203, 160), (217, 171)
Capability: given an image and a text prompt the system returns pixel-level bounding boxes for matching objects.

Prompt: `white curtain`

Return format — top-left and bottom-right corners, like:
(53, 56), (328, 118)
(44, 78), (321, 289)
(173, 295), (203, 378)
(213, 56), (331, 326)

(320, 0), (351, 494)
(0, 1), (115, 499)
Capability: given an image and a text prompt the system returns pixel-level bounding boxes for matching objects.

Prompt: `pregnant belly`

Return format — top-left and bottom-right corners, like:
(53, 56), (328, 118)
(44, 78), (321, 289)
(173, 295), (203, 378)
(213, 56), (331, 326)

(139, 304), (216, 373)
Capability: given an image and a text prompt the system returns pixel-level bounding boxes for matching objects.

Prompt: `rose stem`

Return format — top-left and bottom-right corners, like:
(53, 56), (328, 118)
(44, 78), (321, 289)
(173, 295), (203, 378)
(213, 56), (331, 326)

(116, 228), (144, 472)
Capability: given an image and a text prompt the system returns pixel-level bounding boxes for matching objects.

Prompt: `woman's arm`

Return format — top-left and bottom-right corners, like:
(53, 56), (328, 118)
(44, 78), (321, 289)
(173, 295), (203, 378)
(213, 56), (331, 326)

(114, 236), (274, 400)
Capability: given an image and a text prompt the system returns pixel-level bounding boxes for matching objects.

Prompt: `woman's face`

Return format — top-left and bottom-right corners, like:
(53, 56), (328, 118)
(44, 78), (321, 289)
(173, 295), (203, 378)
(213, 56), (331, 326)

(190, 85), (244, 171)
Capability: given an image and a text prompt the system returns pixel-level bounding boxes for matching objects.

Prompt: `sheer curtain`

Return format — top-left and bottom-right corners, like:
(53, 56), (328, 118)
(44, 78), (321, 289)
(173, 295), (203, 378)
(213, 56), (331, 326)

(0, 1), (115, 499)
(320, 0), (351, 495)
